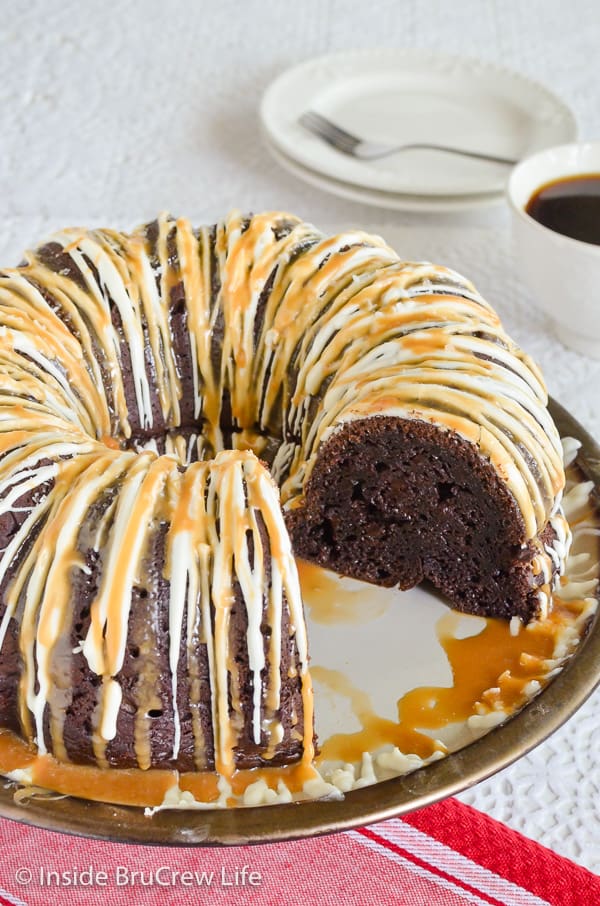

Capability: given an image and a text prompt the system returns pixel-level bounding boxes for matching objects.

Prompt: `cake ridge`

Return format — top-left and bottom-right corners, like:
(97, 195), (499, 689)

(0, 210), (570, 777)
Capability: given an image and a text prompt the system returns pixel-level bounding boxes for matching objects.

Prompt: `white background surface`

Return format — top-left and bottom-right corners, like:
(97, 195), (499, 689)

(1, 0), (599, 873)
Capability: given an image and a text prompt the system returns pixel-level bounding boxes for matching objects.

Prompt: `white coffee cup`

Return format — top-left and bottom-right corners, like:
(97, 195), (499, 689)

(507, 142), (600, 358)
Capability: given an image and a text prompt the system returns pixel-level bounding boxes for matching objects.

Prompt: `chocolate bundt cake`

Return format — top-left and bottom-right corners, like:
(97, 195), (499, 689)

(0, 210), (568, 779)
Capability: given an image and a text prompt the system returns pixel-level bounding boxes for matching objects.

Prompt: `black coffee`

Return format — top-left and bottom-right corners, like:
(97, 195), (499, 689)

(525, 174), (600, 246)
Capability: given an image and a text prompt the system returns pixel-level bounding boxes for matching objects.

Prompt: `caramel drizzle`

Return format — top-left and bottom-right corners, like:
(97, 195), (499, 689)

(8, 211), (565, 538)
(0, 433), (311, 778)
(0, 210), (567, 781)
(164, 451), (312, 776)
(0, 729), (319, 809)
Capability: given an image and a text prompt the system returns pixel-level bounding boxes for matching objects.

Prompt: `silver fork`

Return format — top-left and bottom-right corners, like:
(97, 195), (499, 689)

(299, 110), (517, 165)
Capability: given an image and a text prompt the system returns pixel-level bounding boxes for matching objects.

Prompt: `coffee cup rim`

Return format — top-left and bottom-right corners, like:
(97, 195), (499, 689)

(507, 141), (600, 256)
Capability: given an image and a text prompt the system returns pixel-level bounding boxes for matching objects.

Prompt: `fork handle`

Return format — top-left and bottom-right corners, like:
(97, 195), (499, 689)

(358, 142), (517, 165)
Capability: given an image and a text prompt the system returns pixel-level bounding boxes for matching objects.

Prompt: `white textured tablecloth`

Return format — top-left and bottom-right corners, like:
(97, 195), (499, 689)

(1, 0), (599, 873)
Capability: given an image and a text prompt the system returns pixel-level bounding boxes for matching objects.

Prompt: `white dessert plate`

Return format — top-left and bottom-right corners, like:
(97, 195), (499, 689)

(264, 132), (503, 213)
(260, 49), (577, 198)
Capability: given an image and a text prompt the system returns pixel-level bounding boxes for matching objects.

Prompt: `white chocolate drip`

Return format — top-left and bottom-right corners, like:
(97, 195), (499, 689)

(0, 210), (566, 773)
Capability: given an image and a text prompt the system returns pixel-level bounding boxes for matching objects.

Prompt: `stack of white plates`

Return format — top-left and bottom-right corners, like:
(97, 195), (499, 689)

(260, 50), (577, 213)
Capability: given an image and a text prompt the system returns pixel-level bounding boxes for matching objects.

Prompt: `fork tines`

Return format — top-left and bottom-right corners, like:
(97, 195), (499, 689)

(298, 111), (360, 153)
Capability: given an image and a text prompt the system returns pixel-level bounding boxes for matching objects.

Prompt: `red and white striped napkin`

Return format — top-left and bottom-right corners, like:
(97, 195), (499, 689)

(0, 797), (596, 906)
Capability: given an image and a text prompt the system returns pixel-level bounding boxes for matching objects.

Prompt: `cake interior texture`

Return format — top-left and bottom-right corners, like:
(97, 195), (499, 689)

(289, 416), (557, 621)
(0, 211), (569, 781)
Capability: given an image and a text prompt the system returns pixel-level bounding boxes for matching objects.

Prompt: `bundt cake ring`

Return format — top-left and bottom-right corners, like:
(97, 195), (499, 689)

(0, 210), (569, 804)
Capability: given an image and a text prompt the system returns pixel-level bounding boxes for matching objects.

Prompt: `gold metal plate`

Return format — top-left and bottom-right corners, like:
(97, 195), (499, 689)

(0, 399), (598, 846)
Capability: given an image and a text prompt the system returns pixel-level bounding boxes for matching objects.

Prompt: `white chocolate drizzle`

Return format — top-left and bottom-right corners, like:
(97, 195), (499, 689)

(0, 210), (567, 775)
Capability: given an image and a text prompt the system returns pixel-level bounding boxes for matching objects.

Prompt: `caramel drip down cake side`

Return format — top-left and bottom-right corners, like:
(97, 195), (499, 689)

(0, 433), (312, 772)
(0, 210), (569, 779)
